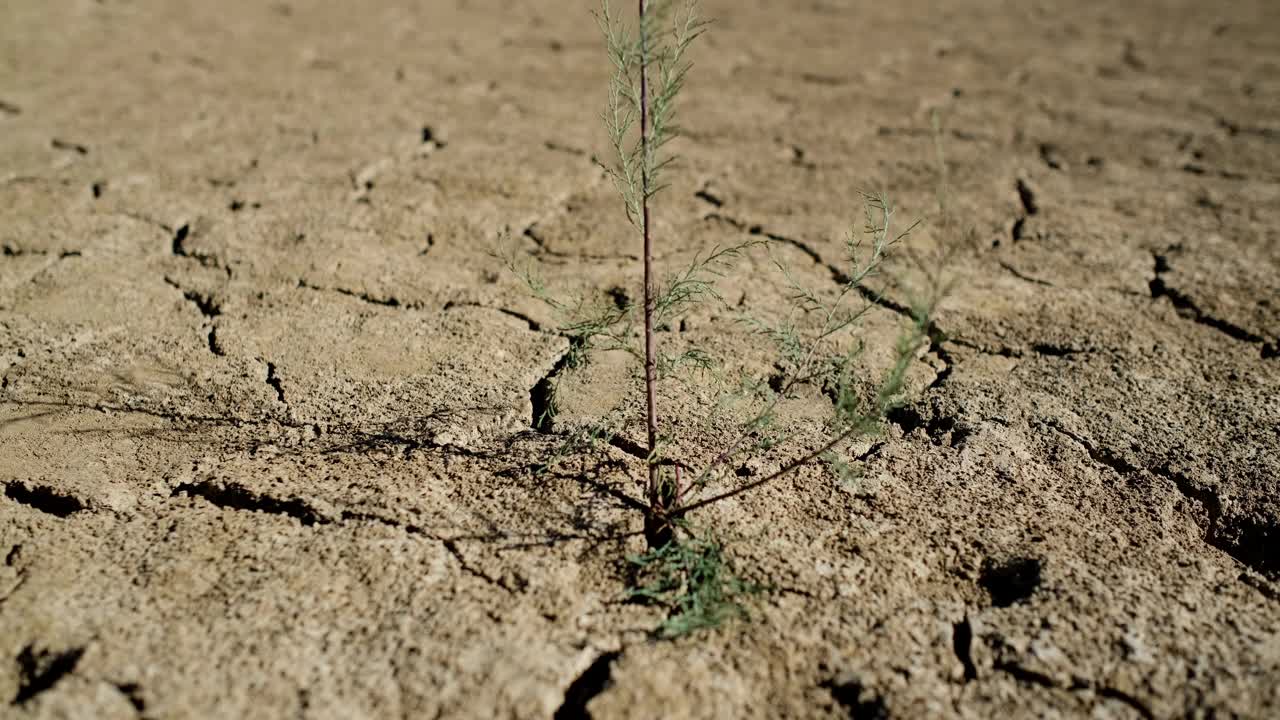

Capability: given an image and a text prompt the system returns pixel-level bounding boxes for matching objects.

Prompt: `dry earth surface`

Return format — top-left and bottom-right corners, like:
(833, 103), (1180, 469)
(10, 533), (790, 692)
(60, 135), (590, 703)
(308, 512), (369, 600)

(3, 0), (1279, 718)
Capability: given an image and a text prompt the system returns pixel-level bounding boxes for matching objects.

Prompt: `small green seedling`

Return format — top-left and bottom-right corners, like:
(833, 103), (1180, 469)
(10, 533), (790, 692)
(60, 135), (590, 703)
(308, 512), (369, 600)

(501, 0), (944, 636)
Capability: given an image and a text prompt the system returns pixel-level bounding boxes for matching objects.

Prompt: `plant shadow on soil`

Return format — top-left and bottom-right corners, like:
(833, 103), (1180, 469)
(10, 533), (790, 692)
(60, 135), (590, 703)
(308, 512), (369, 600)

(2, 397), (652, 561)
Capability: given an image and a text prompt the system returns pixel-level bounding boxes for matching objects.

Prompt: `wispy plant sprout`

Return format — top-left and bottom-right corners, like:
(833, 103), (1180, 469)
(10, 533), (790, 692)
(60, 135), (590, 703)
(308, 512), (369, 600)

(504, 0), (942, 560)
(597, 0), (710, 547)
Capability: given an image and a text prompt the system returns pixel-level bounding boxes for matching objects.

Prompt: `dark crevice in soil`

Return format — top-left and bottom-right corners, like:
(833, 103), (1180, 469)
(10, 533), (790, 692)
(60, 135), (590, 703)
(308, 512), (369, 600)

(1046, 422), (1139, 475)
(339, 509), (426, 535)
(1097, 686), (1156, 720)
(757, 228), (833, 276)
(694, 187), (724, 208)
(707, 214), (940, 349)
(3, 481), (86, 518)
(706, 213), (881, 311)
(1239, 573), (1280, 602)
(169, 223), (225, 272)
(856, 441), (886, 463)
(1216, 116), (1280, 142)
(979, 556), (1042, 607)
(1028, 343), (1086, 358)
(554, 651), (621, 720)
(1155, 463), (1223, 535)
(342, 511), (525, 590)
(0, 99), (20, 116)
(531, 349), (572, 433)
(952, 617), (978, 682)
(442, 301), (541, 331)
(1007, 179), (1040, 244)
(172, 480), (328, 526)
(992, 660), (1056, 688)
(1148, 253), (1270, 354)
(950, 338), (1087, 360)
(544, 140), (588, 157)
(2, 246), (81, 259)
(170, 223), (189, 255)
(821, 675), (890, 720)
(887, 404), (971, 448)
(13, 645), (85, 706)
(993, 660), (1154, 719)
(1225, 514), (1280, 579)
(163, 277), (225, 356)
(265, 363), (287, 404)
(1038, 143), (1063, 170)
(1015, 179), (1039, 216)
(163, 278), (221, 318)
(297, 279), (406, 308)
(523, 225), (550, 251)
(0, 576), (26, 609)
(606, 434), (650, 463)
(997, 260), (1054, 287)
(522, 223), (640, 262)
(51, 138), (88, 155)
(441, 539), (520, 593)
(1048, 420), (1277, 579)
(926, 339), (956, 392)
(1180, 163), (1249, 181)
(420, 126), (447, 150)
(606, 286), (630, 311)
(705, 214), (828, 274)
(206, 326), (223, 356)
(1009, 217), (1027, 243)
(1160, 463), (1278, 578)
(113, 682), (146, 713)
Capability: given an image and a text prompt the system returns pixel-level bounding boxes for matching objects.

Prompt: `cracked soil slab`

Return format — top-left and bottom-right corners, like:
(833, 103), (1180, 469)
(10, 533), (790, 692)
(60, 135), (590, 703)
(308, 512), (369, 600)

(2, 0), (1279, 718)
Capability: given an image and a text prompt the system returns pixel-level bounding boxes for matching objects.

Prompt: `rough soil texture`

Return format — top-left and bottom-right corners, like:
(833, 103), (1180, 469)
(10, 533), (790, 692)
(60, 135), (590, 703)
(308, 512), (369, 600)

(3, 1), (1279, 718)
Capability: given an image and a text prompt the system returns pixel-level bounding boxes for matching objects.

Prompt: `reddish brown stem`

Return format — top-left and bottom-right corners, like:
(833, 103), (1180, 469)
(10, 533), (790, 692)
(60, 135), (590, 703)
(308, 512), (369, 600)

(638, 0), (675, 548)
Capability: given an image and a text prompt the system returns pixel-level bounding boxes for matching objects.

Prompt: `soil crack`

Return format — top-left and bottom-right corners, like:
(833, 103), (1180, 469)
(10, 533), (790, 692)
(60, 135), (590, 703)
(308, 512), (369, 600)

(522, 224), (639, 262)
(442, 301), (541, 332)
(1045, 421), (1138, 475)
(3, 481), (86, 518)
(297, 279), (408, 308)
(1148, 252), (1273, 356)
(820, 673), (890, 720)
(112, 682), (146, 714)
(163, 276), (224, 356)
(530, 347), (572, 433)
(952, 617), (978, 682)
(13, 645), (85, 706)
(51, 138), (88, 155)
(1, 246), (82, 260)
(554, 651), (621, 720)
(169, 223), (224, 272)
(265, 362), (287, 404)
(1008, 178), (1040, 244)
(172, 480), (328, 526)
(992, 660), (1154, 720)
(441, 538), (521, 593)
(997, 260), (1054, 287)
(1047, 421), (1277, 578)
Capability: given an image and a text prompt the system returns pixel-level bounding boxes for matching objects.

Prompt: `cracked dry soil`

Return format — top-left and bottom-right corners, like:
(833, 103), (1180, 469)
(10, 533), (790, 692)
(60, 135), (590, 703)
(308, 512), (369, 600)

(2, 1), (1279, 718)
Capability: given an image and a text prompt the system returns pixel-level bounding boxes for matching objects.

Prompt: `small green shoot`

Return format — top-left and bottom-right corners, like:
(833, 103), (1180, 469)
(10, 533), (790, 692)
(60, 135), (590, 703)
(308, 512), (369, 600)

(627, 531), (763, 639)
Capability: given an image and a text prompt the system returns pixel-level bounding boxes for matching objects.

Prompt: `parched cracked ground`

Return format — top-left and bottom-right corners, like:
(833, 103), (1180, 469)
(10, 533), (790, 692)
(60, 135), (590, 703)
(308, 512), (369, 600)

(2, 1), (1279, 718)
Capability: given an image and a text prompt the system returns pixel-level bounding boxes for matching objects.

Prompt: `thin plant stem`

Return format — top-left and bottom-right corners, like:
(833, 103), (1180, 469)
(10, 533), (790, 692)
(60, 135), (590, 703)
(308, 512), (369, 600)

(638, 0), (670, 537)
